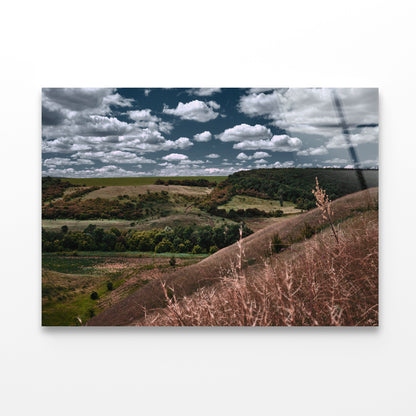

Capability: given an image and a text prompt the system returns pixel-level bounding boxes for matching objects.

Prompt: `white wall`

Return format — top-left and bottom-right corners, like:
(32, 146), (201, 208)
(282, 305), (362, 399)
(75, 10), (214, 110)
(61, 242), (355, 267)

(1, 1), (415, 415)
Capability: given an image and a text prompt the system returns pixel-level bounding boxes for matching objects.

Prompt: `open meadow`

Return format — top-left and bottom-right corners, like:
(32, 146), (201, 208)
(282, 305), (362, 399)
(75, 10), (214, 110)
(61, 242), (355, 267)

(42, 168), (378, 326)
(42, 251), (207, 326)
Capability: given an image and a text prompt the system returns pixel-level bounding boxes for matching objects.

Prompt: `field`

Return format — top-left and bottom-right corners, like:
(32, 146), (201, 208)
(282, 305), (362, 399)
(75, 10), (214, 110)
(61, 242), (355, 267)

(42, 214), (233, 232)
(42, 168), (379, 326)
(218, 195), (301, 214)
(83, 184), (212, 199)
(86, 187), (378, 326)
(42, 251), (207, 326)
(64, 176), (227, 187)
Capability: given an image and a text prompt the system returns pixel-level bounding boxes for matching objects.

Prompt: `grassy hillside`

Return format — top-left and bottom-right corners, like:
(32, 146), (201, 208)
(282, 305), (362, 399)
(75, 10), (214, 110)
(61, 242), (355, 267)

(140, 210), (378, 326)
(201, 168), (378, 211)
(42, 252), (207, 326)
(218, 195), (300, 214)
(87, 187), (378, 326)
(226, 168), (378, 197)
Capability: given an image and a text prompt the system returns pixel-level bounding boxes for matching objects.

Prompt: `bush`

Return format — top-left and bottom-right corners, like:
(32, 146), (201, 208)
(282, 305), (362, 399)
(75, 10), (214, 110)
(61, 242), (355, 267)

(192, 244), (203, 254)
(90, 291), (99, 300)
(107, 282), (114, 291)
(271, 234), (285, 253)
(209, 245), (218, 254)
(155, 239), (174, 253)
(169, 256), (176, 267)
(301, 223), (315, 239)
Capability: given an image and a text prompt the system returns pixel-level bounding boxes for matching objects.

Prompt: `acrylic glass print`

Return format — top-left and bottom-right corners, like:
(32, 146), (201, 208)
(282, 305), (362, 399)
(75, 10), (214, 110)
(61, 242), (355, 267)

(42, 88), (379, 326)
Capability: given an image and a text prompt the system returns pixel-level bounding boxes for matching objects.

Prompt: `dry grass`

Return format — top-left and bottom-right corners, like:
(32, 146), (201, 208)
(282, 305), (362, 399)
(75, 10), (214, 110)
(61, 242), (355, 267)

(139, 211), (378, 326)
(218, 195), (301, 214)
(83, 184), (211, 199)
(87, 188), (378, 326)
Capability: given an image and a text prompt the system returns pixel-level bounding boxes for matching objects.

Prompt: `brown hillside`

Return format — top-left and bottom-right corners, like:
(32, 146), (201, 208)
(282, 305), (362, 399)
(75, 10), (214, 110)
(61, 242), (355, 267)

(83, 184), (211, 199)
(86, 187), (378, 326)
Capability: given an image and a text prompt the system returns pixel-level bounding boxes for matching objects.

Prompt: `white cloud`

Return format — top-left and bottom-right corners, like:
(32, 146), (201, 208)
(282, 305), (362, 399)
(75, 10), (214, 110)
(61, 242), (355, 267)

(42, 115), (132, 140)
(239, 90), (281, 118)
(238, 88), (378, 138)
(323, 158), (348, 164)
(297, 146), (328, 156)
(175, 137), (193, 148)
(236, 152), (249, 160)
(193, 131), (212, 142)
(206, 153), (220, 159)
(236, 151), (271, 160)
(233, 134), (302, 152)
(248, 88), (275, 94)
(254, 158), (269, 164)
(128, 109), (174, 133)
(118, 135), (193, 154)
(186, 88), (222, 96)
(151, 165), (240, 177)
(162, 153), (189, 162)
(128, 109), (159, 122)
(208, 101), (220, 110)
(163, 100), (219, 122)
(71, 151), (156, 164)
(217, 123), (272, 142)
(253, 151), (271, 159)
(43, 157), (94, 167)
(326, 126), (379, 149)
(274, 161), (295, 168)
(42, 88), (133, 117)
(43, 165), (147, 178)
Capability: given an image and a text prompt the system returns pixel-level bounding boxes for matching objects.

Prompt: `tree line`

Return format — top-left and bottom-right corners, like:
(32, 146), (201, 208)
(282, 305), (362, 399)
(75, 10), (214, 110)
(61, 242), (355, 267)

(198, 168), (378, 212)
(43, 191), (172, 220)
(42, 223), (253, 254)
(154, 178), (217, 187)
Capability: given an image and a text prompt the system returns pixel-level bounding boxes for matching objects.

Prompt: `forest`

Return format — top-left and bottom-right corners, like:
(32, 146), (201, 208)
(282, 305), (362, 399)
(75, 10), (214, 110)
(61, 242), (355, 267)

(42, 223), (253, 254)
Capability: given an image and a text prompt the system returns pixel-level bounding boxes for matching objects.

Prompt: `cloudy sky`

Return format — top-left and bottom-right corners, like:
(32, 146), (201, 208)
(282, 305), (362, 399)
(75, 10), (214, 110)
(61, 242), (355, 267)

(42, 88), (378, 177)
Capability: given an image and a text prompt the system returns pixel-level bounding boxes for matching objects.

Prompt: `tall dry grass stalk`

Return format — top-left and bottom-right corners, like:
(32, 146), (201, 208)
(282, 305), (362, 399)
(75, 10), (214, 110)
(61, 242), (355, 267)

(312, 177), (339, 244)
(139, 211), (378, 326)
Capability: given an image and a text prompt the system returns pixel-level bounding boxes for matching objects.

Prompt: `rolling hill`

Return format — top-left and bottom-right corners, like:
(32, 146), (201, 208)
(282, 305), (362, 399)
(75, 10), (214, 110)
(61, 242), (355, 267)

(86, 187), (378, 326)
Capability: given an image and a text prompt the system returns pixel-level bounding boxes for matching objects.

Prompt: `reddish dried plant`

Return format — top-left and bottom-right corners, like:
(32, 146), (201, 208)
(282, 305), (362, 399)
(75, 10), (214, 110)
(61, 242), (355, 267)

(312, 177), (339, 244)
(140, 211), (378, 327)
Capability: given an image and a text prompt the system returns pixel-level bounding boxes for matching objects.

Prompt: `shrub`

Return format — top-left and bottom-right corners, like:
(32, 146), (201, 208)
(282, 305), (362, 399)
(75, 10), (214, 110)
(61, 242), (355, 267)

(209, 245), (218, 254)
(301, 223), (315, 239)
(192, 244), (202, 254)
(107, 282), (114, 291)
(169, 256), (176, 267)
(155, 239), (174, 253)
(90, 291), (99, 300)
(114, 242), (126, 252)
(271, 233), (285, 253)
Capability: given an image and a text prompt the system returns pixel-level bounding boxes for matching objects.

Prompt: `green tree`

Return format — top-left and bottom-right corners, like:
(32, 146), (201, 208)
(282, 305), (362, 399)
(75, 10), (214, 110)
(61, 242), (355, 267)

(155, 238), (174, 253)
(192, 244), (202, 254)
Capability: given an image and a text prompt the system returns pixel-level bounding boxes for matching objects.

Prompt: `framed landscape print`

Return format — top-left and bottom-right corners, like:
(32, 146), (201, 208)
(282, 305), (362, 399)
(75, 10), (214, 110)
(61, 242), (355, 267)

(42, 88), (378, 326)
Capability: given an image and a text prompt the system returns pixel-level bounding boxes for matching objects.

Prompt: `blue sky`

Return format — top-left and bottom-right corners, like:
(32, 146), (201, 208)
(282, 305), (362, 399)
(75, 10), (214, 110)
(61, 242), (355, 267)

(42, 88), (378, 177)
